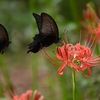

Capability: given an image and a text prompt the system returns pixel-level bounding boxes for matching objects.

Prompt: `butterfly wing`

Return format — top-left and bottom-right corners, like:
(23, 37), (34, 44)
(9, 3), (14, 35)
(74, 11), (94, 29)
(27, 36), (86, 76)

(0, 24), (10, 54)
(41, 13), (59, 42)
(33, 13), (42, 33)
(33, 12), (59, 42)
(27, 34), (44, 53)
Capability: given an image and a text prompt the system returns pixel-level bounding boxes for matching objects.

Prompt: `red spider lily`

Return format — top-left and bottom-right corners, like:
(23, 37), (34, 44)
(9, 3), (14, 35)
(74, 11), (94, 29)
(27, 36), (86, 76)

(81, 22), (100, 41)
(12, 90), (32, 100)
(12, 90), (44, 100)
(56, 40), (100, 78)
(82, 3), (100, 22)
(42, 34), (100, 78)
(83, 4), (95, 21)
(33, 90), (44, 100)
(81, 3), (100, 41)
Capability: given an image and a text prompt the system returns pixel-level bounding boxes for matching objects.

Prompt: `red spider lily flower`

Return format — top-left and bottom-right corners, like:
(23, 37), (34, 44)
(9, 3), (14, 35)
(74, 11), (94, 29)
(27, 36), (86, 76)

(42, 34), (100, 77)
(56, 40), (100, 78)
(83, 4), (95, 21)
(12, 90), (32, 100)
(33, 90), (44, 100)
(80, 22), (100, 41)
(12, 90), (44, 100)
(82, 3), (100, 22)
(81, 3), (100, 41)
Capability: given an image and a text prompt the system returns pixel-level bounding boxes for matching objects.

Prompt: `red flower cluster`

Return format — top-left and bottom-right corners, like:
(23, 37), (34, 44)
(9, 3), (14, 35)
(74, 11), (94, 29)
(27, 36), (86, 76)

(81, 3), (100, 41)
(12, 90), (44, 100)
(56, 41), (100, 78)
(83, 3), (99, 21)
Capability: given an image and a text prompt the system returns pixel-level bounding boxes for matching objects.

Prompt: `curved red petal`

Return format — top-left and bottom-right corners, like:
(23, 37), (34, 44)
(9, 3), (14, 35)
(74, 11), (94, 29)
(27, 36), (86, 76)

(57, 62), (67, 75)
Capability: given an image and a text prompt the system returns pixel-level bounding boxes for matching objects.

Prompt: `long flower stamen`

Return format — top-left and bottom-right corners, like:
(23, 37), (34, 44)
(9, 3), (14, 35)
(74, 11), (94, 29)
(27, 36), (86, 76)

(63, 29), (68, 43)
(41, 47), (62, 67)
(79, 30), (82, 43)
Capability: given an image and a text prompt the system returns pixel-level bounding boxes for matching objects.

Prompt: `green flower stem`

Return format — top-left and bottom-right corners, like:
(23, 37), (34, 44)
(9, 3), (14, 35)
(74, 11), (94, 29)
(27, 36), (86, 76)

(72, 68), (76, 100)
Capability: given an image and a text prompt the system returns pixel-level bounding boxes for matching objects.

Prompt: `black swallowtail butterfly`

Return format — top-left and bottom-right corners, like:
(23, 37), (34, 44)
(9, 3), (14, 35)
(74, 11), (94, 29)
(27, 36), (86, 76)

(27, 12), (60, 53)
(0, 24), (11, 54)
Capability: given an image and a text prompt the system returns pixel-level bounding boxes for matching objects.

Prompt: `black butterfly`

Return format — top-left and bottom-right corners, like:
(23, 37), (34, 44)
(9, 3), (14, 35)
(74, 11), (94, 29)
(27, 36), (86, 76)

(27, 12), (60, 53)
(0, 24), (11, 54)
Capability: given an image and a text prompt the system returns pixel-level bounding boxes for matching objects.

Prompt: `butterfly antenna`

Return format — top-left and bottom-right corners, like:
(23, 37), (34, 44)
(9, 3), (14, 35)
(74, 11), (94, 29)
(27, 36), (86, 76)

(61, 29), (68, 43)
(10, 32), (17, 40)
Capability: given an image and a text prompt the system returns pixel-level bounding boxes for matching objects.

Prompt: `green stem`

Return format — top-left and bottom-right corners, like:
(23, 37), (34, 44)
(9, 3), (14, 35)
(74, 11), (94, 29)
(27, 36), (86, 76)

(72, 68), (76, 100)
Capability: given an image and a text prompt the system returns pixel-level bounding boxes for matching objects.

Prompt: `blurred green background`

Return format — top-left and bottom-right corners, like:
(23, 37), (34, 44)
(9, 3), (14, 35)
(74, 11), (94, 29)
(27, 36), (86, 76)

(0, 0), (100, 100)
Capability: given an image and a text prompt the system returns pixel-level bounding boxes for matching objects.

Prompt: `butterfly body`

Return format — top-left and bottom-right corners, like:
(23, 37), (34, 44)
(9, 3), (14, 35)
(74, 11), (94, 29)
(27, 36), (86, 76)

(27, 12), (60, 53)
(0, 24), (11, 54)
